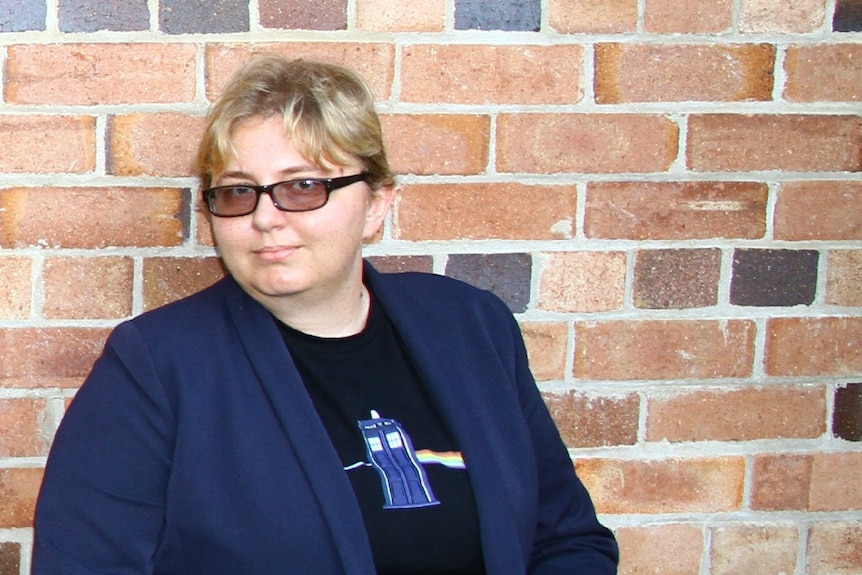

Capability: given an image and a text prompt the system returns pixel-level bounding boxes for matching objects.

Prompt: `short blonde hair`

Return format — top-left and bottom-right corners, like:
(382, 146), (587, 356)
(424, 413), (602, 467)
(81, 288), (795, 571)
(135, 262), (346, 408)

(196, 56), (394, 191)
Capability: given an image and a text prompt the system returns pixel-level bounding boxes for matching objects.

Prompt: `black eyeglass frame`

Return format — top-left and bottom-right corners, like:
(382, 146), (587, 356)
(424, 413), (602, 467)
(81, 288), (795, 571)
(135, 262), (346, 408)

(202, 172), (370, 217)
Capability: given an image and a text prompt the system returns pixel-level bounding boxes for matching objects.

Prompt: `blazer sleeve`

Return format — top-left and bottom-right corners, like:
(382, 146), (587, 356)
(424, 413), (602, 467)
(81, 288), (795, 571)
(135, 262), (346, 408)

(32, 321), (175, 575)
(504, 312), (619, 574)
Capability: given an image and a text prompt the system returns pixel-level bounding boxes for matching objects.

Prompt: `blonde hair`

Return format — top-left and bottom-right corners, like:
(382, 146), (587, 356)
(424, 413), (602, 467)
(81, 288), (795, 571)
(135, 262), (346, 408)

(196, 56), (394, 191)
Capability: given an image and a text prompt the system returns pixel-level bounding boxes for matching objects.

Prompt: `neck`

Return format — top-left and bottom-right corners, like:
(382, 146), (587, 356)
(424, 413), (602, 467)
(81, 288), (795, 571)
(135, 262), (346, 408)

(262, 283), (371, 338)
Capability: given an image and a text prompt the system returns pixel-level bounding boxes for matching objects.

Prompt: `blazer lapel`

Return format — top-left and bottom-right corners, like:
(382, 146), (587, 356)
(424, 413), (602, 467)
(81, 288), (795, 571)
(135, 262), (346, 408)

(223, 280), (376, 575)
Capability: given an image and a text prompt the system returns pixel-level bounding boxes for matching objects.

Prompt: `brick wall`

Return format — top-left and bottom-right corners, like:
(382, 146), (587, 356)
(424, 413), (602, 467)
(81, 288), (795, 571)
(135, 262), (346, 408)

(0, 0), (860, 573)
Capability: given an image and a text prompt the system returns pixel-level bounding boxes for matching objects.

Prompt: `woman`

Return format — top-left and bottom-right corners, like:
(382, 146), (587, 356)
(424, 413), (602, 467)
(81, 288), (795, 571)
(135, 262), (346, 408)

(33, 56), (618, 574)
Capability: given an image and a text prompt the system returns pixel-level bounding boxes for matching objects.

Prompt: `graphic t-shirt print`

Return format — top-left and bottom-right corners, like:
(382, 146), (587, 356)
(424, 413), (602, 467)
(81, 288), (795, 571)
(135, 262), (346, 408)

(344, 410), (466, 509)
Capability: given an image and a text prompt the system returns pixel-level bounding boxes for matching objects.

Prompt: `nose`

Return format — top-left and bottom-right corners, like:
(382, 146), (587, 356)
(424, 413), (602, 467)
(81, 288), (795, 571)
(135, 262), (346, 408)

(250, 190), (287, 231)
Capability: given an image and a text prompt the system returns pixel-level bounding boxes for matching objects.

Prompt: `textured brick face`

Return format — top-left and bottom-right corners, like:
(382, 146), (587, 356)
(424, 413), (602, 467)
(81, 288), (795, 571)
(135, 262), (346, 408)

(730, 249), (819, 307)
(774, 181), (862, 241)
(160, 0), (249, 33)
(614, 524), (704, 575)
(109, 114), (206, 177)
(0, 0), (46, 31)
(710, 525), (799, 575)
(539, 252), (626, 313)
(0, 116), (95, 174)
(143, 257), (225, 311)
(634, 249), (721, 309)
(259, 0), (347, 30)
(445, 253), (532, 313)
(765, 317), (862, 377)
(58, 0), (149, 32)
(833, 383), (862, 441)
(644, 0), (732, 32)
(0, 258), (31, 319)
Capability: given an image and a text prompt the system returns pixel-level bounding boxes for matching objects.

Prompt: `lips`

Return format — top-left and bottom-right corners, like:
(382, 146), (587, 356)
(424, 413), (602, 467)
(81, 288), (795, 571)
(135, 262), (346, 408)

(254, 245), (299, 262)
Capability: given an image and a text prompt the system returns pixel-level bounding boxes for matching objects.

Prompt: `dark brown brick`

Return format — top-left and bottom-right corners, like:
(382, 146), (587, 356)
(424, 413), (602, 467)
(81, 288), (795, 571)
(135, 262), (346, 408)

(834, 383), (862, 441)
(143, 257), (225, 311)
(0, 542), (19, 575)
(730, 249), (819, 307)
(445, 253), (531, 313)
(160, 0), (248, 33)
(834, 0), (862, 31)
(365, 256), (434, 275)
(634, 249), (721, 309)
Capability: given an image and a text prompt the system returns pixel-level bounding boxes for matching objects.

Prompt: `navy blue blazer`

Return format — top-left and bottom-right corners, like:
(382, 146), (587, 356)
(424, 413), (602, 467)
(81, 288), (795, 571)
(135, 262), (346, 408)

(33, 262), (618, 574)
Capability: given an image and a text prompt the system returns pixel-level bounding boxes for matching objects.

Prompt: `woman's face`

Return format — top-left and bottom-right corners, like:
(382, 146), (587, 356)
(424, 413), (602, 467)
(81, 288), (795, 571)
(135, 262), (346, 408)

(208, 115), (391, 308)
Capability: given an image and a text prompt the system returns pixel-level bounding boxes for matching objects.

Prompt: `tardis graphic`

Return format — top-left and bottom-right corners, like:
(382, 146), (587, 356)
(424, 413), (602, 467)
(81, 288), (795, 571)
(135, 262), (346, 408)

(357, 410), (440, 509)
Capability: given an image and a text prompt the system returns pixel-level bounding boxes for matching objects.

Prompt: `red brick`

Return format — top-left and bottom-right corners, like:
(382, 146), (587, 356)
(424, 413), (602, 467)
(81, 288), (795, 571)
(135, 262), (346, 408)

(646, 386), (826, 442)
(751, 454), (813, 511)
(205, 43), (395, 102)
(585, 181), (768, 240)
(0, 399), (48, 457)
(615, 524), (704, 575)
(520, 322), (568, 382)
(644, 0), (732, 32)
(43, 257), (134, 319)
(0, 187), (186, 249)
(400, 45), (583, 105)
(765, 317), (862, 377)
(710, 524), (799, 575)
(739, 0), (826, 33)
(0, 328), (109, 388)
(810, 452), (862, 511)
(5, 44), (197, 105)
(109, 113), (206, 177)
(394, 183), (576, 241)
(538, 252), (627, 313)
(549, 0), (637, 33)
(380, 114), (490, 176)
(807, 521), (862, 575)
(0, 116), (95, 174)
(0, 467), (42, 528)
(595, 43), (774, 103)
(575, 320), (756, 380)
(545, 391), (639, 447)
(687, 114), (862, 172)
(774, 181), (862, 241)
(0, 257), (31, 319)
(356, 0), (445, 31)
(784, 44), (862, 102)
(498, 114), (678, 174)
(826, 250), (862, 306)
(577, 457), (745, 514)
(143, 257), (225, 311)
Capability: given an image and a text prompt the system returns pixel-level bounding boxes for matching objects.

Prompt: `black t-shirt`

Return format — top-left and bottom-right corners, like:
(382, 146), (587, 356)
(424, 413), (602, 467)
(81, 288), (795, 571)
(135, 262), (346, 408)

(277, 293), (486, 574)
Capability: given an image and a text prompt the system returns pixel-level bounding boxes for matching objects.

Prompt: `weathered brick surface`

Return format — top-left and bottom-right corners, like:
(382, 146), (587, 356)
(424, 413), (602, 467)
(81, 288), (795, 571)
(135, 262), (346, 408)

(549, 0), (637, 33)
(765, 317), (862, 377)
(205, 43), (395, 102)
(807, 521), (862, 575)
(355, 0), (445, 32)
(0, 399), (49, 457)
(646, 386), (826, 442)
(774, 181), (862, 241)
(0, 467), (43, 528)
(454, 0), (540, 31)
(0, 116), (96, 174)
(710, 524), (799, 575)
(0, 187), (186, 249)
(59, 0), (149, 32)
(142, 257), (225, 311)
(634, 249), (721, 309)
(585, 181), (768, 240)
(538, 251), (627, 313)
(826, 251), (862, 306)
(834, 383), (862, 441)
(809, 452), (862, 511)
(545, 391), (640, 447)
(577, 457), (745, 514)
(380, 114), (490, 176)
(395, 183), (575, 241)
(521, 322), (568, 382)
(259, 0), (347, 30)
(0, 1), (45, 31)
(784, 44), (862, 102)
(0, 257), (31, 319)
(739, 0), (826, 32)
(0, 542), (20, 575)
(401, 45), (583, 105)
(751, 454), (813, 511)
(43, 257), (134, 319)
(834, 0), (862, 31)
(109, 113), (206, 177)
(615, 524), (704, 575)
(0, 328), (109, 388)
(575, 319), (756, 380)
(6, 44), (197, 105)
(445, 253), (531, 313)
(160, 0), (249, 33)
(498, 114), (677, 174)
(643, 0), (733, 33)
(687, 114), (862, 172)
(595, 43), (774, 103)
(364, 255), (433, 275)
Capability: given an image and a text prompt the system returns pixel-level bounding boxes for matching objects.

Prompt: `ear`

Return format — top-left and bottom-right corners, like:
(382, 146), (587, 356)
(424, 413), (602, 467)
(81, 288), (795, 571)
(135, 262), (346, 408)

(362, 184), (395, 240)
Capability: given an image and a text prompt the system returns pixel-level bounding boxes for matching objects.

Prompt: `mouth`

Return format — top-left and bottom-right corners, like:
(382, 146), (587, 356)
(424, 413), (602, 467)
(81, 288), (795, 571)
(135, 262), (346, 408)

(254, 245), (299, 262)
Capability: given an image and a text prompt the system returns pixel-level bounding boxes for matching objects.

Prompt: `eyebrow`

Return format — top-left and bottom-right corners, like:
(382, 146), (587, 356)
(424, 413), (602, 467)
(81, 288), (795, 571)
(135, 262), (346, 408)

(216, 165), (332, 184)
